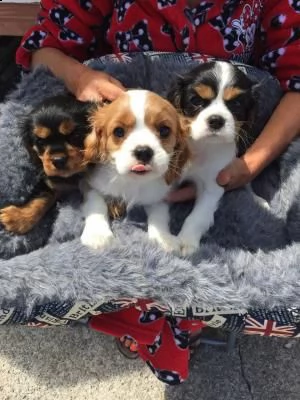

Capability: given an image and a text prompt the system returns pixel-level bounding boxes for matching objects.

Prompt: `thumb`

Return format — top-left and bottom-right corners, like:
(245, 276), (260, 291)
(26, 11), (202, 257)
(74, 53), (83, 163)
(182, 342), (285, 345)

(102, 83), (125, 101)
(109, 76), (126, 90)
(99, 80), (125, 101)
(216, 166), (232, 186)
(165, 185), (196, 203)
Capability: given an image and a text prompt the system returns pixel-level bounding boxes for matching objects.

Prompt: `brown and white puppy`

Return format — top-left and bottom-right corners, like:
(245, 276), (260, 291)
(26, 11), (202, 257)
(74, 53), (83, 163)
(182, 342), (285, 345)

(0, 95), (94, 234)
(81, 89), (189, 250)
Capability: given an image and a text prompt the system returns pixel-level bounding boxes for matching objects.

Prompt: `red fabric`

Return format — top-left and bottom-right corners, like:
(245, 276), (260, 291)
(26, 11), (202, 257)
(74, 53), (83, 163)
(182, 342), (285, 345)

(89, 301), (205, 384)
(16, 0), (300, 91)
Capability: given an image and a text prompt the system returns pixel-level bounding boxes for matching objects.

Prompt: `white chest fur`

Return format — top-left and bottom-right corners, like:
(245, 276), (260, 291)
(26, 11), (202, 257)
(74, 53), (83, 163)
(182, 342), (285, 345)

(175, 138), (236, 255)
(183, 139), (236, 188)
(86, 164), (170, 207)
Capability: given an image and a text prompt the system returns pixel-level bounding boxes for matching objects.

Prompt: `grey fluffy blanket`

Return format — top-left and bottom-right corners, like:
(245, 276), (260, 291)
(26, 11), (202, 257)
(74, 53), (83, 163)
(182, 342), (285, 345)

(0, 55), (300, 311)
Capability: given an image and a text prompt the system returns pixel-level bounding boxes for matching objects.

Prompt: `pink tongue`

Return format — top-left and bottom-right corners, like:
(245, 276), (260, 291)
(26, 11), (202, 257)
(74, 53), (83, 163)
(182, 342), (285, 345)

(131, 164), (147, 172)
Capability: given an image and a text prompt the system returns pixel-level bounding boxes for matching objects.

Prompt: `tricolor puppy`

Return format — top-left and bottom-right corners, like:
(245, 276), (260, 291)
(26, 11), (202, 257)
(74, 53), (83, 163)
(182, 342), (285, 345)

(0, 95), (94, 234)
(167, 61), (256, 255)
(80, 89), (189, 250)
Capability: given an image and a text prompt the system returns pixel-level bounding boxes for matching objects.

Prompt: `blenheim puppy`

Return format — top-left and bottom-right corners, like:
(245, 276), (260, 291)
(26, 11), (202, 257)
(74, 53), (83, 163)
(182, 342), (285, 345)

(0, 95), (94, 234)
(80, 89), (189, 250)
(167, 60), (256, 255)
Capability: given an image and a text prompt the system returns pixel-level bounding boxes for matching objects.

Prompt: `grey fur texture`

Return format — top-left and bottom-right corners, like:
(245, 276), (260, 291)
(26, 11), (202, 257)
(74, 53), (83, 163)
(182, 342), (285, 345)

(0, 55), (299, 311)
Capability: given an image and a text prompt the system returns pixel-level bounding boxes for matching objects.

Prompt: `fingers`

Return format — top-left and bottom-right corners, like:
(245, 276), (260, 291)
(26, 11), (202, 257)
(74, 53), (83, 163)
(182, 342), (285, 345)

(216, 168), (231, 187)
(75, 69), (125, 102)
(165, 185), (196, 203)
(100, 80), (125, 101)
(76, 90), (103, 102)
(109, 75), (126, 90)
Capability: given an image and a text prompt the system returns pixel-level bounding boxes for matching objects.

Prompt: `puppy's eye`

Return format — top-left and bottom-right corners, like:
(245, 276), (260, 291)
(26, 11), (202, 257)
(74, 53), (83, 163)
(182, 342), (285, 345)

(159, 125), (171, 138)
(227, 97), (242, 107)
(190, 95), (208, 108)
(113, 127), (125, 138)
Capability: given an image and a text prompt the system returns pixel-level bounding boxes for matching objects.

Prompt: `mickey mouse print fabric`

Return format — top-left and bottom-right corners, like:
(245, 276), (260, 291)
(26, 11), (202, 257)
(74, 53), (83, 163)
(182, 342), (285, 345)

(17, 0), (300, 92)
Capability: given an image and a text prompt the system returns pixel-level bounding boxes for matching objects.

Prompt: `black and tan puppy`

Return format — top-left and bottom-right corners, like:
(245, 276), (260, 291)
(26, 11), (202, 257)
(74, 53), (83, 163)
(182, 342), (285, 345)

(0, 94), (95, 234)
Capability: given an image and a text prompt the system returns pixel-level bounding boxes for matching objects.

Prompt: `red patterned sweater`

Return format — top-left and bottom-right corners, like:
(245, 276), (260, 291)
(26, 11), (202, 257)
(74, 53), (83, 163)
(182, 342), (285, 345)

(16, 0), (300, 91)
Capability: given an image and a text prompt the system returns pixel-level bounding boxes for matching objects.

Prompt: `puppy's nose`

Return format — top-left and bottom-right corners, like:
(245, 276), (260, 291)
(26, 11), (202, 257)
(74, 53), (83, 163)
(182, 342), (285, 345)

(52, 156), (67, 169)
(207, 115), (225, 130)
(133, 146), (154, 163)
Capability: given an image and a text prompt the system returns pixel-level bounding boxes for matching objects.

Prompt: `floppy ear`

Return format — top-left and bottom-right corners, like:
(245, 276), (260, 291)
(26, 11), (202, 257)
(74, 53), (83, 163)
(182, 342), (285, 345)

(165, 116), (190, 185)
(236, 83), (259, 156)
(17, 110), (41, 164)
(83, 107), (107, 164)
(166, 75), (185, 111)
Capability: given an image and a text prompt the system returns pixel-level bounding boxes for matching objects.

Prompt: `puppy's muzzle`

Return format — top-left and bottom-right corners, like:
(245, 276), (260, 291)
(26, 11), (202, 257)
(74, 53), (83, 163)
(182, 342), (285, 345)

(207, 115), (225, 131)
(133, 146), (154, 163)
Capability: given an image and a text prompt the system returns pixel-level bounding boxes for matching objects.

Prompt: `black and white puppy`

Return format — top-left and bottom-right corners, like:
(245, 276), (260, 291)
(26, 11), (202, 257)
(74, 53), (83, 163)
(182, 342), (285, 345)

(167, 61), (257, 255)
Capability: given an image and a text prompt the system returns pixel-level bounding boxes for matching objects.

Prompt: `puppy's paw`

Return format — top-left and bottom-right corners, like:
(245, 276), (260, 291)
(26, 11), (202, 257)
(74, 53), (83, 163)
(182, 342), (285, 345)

(148, 228), (181, 253)
(0, 205), (33, 234)
(178, 233), (201, 256)
(81, 225), (114, 250)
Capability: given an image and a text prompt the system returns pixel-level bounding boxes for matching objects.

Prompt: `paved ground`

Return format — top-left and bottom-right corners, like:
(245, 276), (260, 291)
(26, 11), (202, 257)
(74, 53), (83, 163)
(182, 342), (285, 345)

(0, 325), (299, 400)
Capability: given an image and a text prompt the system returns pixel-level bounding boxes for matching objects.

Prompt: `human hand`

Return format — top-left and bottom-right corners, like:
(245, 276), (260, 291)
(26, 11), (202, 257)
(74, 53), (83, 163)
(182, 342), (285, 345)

(73, 66), (125, 102)
(216, 157), (254, 191)
(165, 183), (197, 203)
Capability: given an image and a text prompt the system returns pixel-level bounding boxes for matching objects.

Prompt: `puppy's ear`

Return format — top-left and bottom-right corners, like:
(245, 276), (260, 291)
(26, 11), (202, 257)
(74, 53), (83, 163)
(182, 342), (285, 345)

(165, 116), (190, 185)
(236, 84), (258, 156)
(83, 107), (107, 164)
(18, 110), (40, 161)
(167, 75), (185, 111)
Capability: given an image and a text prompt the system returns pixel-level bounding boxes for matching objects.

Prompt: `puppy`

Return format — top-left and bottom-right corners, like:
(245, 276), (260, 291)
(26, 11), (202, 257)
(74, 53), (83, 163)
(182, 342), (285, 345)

(167, 60), (257, 255)
(80, 89), (189, 250)
(0, 95), (94, 234)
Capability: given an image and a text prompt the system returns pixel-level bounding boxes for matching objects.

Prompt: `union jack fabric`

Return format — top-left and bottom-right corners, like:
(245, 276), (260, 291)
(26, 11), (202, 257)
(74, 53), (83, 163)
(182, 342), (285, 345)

(0, 298), (299, 385)
(244, 316), (296, 337)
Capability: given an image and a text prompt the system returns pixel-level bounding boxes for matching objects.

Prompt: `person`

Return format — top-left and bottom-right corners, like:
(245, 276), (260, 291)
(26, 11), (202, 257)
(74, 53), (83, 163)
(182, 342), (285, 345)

(16, 0), (300, 194)
(15, 0), (300, 383)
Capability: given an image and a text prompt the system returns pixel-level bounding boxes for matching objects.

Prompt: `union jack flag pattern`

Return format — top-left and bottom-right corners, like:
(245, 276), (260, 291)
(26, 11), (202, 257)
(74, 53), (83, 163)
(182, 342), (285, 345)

(243, 315), (296, 337)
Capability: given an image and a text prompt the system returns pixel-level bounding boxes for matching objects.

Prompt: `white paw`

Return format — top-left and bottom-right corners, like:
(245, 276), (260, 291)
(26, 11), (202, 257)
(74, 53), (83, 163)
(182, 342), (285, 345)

(148, 228), (181, 253)
(178, 233), (201, 256)
(81, 225), (114, 250)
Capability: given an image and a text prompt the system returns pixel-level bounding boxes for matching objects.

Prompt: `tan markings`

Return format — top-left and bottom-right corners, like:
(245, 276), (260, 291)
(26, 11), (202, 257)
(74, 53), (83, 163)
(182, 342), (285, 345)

(107, 198), (127, 220)
(33, 125), (51, 139)
(59, 119), (76, 135)
(223, 87), (245, 101)
(144, 92), (190, 185)
(86, 94), (135, 163)
(145, 92), (178, 153)
(39, 145), (87, 177)
(0, 192), (56, 234)
(164, 116), (190, 185)
(194, 84), (215, 100)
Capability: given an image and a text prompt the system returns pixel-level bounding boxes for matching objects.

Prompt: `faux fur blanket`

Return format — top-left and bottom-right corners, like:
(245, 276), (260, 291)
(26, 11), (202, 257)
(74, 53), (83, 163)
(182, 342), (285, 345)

(0, 54), (300, 312)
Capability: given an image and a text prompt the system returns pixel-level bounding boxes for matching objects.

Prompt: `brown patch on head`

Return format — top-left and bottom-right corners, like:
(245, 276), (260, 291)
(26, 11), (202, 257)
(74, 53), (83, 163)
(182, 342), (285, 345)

(145, 92), (179, 154)
(144, 92), (190, 185)
(59, 119), (76, 135)
(194, 84), (215, 100)
(0, 191), (55, 234)
(223, 87), (245, 101)
(85, 94), (136, 163)
(33, 125), (51, 139)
